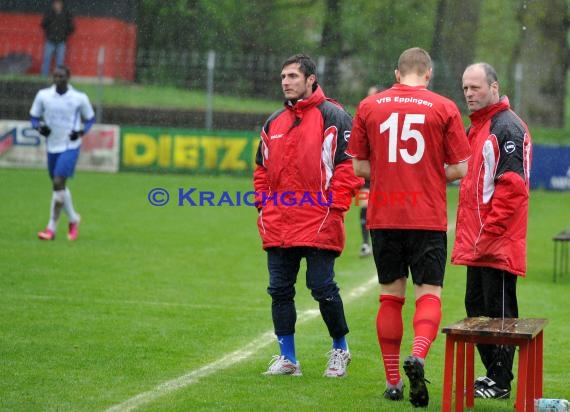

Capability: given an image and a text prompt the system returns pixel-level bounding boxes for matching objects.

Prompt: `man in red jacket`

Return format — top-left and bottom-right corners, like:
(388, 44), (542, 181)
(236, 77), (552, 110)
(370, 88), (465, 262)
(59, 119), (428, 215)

(348, 47), (470, 407)
(452, 63), (532, 399)
(253, 54), (363, 378)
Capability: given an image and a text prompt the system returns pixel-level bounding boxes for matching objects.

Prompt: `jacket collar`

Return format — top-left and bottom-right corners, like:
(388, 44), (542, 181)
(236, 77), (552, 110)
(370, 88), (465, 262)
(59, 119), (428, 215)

(284, 85), (326, 117)
(469, 95), (510, 124)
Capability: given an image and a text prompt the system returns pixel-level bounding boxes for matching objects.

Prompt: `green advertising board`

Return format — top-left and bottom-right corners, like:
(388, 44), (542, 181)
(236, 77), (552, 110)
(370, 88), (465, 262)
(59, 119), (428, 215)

(121, 126), (259, 175)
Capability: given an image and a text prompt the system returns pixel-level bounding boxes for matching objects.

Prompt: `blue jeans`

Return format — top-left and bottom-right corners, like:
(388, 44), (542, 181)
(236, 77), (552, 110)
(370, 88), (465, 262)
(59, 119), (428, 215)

(41, 40), (66, 76)
(266, 247), (349, 338)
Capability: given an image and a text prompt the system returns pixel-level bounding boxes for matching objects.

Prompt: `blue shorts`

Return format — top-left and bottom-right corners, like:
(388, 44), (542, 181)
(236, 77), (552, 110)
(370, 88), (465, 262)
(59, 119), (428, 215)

(47, 149), (80, 178)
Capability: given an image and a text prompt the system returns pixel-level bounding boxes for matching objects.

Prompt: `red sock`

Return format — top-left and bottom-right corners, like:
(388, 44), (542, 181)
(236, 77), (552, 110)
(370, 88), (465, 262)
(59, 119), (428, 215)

(377, 294), (405, 386)
(412, 294), (442, 359)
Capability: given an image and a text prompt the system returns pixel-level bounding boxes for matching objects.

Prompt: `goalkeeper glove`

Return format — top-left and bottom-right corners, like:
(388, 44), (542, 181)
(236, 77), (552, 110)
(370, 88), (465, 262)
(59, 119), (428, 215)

(37, 124), (51, 137)
(69, 130), (84, 141)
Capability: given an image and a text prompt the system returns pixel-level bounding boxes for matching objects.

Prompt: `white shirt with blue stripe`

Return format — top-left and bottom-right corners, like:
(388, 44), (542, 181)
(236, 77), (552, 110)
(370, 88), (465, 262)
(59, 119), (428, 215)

(30, 85), (95, 153)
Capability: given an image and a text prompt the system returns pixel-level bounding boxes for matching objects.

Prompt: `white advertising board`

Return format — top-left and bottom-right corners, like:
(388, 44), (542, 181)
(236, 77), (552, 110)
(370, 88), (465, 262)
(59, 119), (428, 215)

(0, 120), (120, 173)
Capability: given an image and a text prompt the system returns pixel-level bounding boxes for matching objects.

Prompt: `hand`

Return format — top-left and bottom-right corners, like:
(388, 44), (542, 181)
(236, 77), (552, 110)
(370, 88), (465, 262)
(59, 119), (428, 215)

(69, 130), (84, 141)
(37, 124), (51, 137)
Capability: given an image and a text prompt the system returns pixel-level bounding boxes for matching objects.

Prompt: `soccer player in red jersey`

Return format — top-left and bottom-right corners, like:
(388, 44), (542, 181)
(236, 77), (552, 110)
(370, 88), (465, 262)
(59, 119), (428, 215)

(347, 47), (470, 407)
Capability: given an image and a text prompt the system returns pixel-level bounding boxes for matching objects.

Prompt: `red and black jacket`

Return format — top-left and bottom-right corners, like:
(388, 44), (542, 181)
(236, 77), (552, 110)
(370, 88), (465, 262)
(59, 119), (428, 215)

(253, 86), (363, 253)
(452, 96), (532, 276)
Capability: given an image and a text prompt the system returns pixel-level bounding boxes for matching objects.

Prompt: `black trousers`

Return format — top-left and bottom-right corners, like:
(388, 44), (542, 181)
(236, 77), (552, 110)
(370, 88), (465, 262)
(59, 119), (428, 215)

(465, 266), (519, 389)
(266, 247), (349, 339)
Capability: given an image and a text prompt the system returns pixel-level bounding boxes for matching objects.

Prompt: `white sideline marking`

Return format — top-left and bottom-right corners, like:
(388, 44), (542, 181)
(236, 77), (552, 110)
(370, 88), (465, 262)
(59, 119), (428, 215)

(106, 221), (456, 411)
(105, 276), (378, 412)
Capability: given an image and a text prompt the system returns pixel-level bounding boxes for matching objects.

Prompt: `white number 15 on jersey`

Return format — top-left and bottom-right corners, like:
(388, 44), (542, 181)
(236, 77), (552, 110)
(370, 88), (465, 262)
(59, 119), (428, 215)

(380, 112), (425, 164)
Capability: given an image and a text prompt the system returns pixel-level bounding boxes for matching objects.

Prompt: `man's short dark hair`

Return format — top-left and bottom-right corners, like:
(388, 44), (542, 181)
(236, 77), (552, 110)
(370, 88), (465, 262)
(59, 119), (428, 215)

(282, 53), (318, 90)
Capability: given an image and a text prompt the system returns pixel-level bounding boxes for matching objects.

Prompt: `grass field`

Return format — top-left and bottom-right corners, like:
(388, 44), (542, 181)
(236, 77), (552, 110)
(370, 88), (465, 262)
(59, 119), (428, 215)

(1, 168), (569, 411)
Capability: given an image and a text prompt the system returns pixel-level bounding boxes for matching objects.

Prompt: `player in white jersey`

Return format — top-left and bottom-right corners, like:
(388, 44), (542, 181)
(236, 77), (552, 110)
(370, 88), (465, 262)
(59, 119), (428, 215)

(30, 65), (95, 241)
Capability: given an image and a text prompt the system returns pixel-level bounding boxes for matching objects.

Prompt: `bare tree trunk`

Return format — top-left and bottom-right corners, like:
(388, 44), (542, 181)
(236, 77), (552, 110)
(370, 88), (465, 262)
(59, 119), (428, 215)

(320, 0), (342, 96)
(516, 0), (569, 127)
(430, 0), (482, 103)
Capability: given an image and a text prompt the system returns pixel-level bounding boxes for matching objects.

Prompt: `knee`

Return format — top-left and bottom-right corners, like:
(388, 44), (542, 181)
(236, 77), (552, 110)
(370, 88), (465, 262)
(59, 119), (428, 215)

(267, 286), (295, 302)
(310, 283), (339, 302)
(52, 177), (66, 191)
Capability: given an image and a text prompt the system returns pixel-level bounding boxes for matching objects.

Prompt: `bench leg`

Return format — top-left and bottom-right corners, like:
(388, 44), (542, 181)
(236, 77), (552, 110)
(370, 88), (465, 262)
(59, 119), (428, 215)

(443, 336), (455, 412)
(554, 241), (558, 282)
(526, 339), (536, 412)
(466, 343), (475, 408)
(516, 342), (529, 412)
(455, 341), (465, 412)
(560, 241), (568, 277)
(536, 331), (544, 398)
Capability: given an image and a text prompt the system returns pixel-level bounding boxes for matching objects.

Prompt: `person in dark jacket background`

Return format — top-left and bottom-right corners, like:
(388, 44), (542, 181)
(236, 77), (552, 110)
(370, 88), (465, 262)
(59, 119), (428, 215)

(41, 0), (75, 76)
(254, 53), (363, 378)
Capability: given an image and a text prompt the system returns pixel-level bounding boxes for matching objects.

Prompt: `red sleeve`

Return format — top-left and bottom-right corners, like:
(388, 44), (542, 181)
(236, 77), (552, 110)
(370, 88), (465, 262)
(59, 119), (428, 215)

(329, 159), (365, 212)
(444, 104), (471, 165)
(483, 171), (528, 236)
(253, 164), (269, 209)
(346, 105), (370, 159)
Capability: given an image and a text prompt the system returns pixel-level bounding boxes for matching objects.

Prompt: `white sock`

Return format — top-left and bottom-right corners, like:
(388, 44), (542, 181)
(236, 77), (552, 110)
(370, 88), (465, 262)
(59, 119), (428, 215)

(47, 190), (65, 232)
(63, 187), (79, 223)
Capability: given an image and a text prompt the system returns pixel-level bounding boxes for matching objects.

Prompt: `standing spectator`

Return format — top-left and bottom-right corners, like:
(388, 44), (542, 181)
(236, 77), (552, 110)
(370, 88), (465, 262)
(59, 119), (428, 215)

(358, 84), (382, 258)
(30, 65), (95, 241)
(40, 0), (75, 76)
(254, 53), (363, 378)
(452, 62), (532, 399)
(347, 47), (470, 407)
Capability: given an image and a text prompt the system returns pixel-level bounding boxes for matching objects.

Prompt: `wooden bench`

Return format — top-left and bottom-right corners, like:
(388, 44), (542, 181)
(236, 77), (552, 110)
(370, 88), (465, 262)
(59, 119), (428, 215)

(553, 230), (570, 282)
(441, 317), (548, 412)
